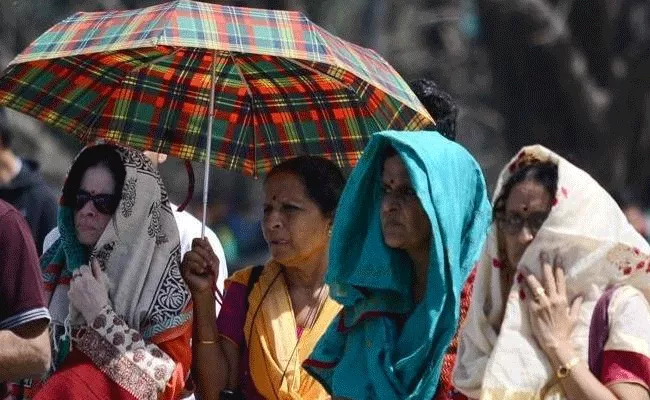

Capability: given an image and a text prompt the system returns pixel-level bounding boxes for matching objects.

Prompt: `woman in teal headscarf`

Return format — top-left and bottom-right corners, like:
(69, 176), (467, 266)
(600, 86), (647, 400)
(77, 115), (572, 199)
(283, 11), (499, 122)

(304, 131), (491, 399)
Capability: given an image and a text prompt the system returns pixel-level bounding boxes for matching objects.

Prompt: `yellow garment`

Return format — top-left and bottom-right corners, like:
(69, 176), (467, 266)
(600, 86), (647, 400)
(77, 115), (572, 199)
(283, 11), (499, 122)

(232, 262), (341, 399)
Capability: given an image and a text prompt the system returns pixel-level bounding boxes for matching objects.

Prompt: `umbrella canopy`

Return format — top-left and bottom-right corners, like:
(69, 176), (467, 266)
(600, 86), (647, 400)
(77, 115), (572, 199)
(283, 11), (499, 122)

(0, 0), (432, 176)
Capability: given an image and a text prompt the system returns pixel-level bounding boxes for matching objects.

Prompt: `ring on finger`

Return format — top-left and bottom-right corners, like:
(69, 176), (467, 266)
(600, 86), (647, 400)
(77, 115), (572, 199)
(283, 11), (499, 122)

(534, 286), (546, 300)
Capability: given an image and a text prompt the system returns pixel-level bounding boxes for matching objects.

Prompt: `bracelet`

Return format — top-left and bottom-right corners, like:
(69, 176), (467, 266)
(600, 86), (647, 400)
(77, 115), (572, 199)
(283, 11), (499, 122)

(556, 356), (581, 379)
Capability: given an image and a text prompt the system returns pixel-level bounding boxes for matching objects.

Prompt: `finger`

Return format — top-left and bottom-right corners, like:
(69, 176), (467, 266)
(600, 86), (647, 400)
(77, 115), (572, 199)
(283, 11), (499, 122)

(191, 237), (212, 252)
(182, 252), (209, 270)
(190, 244), (216, 267)
(91, 259), (102, 279)
(540, 252), (557, 295)
(554, 261), (567, 296)
(524, 269), (550, 306)
(569, 295), (583, 319)
(182, 260), (210, 276)
(76, 266), (91, 282)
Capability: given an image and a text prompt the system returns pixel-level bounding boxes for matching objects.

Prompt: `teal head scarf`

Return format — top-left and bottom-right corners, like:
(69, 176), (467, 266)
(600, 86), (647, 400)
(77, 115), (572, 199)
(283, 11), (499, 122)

(305, 131), (491, 399)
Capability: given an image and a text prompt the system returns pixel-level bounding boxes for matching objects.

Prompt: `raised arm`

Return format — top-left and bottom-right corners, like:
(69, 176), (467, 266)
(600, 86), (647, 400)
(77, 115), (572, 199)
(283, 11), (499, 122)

(182, 238), (233, 399)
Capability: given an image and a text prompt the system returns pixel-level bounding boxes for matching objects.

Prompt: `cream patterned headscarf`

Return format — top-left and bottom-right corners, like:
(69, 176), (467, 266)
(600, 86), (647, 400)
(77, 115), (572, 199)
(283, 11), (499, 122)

(453, 145), (650, 399)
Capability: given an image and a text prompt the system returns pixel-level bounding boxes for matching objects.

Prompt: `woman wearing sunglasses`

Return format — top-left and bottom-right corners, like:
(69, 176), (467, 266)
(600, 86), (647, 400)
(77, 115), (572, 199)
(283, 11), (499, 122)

(453, 146), (650, 400)
(13, 144), (192, 400)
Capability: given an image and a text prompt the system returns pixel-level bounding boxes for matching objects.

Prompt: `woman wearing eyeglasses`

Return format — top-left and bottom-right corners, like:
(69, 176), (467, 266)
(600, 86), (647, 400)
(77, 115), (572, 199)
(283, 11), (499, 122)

(12, 144), (192, 400)
(453, 146), (650, 400)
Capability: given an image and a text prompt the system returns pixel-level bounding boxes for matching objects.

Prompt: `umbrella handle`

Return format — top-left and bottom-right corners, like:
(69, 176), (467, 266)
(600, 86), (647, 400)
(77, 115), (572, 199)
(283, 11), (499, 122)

(201, 49), (218, 238)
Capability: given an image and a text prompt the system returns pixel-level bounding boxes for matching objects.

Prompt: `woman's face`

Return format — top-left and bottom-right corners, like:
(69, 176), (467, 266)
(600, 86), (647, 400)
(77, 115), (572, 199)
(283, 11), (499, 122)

(500, 179), (552, 267)
(380, 155), (431, 253)
(262, 172), (332, 268)
(74, 164), (117, 247)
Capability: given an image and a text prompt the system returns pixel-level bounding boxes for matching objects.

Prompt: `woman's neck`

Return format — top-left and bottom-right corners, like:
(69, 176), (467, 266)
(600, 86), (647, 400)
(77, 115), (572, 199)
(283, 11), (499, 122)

(407, 245), (430, 304)
(281, 258), (327, 290)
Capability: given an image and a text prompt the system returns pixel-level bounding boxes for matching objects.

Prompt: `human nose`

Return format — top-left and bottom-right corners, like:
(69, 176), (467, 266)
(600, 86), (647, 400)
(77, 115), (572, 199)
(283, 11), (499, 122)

(78, 198), (97, 216)
(517, 224), (534, 244)
(381, 193), (399, 214)
(264, 209), (283, 230)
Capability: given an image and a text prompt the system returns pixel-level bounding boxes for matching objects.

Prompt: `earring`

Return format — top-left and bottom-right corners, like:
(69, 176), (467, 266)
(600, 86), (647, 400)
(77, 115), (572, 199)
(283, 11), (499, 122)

(328, 227), (332, 238)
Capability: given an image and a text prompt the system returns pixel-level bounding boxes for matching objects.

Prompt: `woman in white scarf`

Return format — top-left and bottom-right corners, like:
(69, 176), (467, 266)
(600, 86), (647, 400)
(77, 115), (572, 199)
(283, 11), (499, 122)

(453, 145), (650, 400)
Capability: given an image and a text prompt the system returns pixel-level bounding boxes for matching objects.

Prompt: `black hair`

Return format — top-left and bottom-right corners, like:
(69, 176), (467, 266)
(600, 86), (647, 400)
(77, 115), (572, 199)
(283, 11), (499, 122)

(266, 156), (346, 218)
(61, 144), (126, 210)
(0, 108), (11, 148)
(409, 79), (458, 141)
(612, 188), (644, 211)
(493, 161), (558, 218)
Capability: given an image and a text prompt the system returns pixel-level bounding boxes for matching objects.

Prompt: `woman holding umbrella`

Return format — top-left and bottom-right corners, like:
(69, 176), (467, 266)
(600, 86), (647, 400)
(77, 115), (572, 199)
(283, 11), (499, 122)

(181, 156), (346, 400)
(303, 131), (492, 399)
(14, 144), (192, 400)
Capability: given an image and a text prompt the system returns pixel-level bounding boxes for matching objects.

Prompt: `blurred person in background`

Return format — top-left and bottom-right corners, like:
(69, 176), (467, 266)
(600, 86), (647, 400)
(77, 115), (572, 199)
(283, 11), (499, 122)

(0, 199), (51, 398)
(613, 188), (650, 241)
(0, 108), (57, 255)
(409, 78), (459, 141)
(182, 156), (345, 400)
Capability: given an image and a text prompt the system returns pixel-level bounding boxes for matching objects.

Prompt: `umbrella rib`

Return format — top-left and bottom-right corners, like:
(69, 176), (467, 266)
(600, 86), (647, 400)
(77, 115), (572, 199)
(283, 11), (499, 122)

(85, 47), (183, 136)
(129, 48), (182, 74)
(287, 57), (384, 133)
(227, 52), (257, 177)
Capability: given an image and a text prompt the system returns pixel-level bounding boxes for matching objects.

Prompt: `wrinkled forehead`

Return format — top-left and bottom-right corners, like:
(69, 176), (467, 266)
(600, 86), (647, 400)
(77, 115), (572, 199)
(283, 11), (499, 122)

(381, 155), (412, 185)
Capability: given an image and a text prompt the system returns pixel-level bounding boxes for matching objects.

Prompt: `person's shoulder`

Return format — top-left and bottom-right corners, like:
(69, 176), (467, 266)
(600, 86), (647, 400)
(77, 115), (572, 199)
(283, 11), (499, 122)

(609, 285), (650, 322)
(172, 205), (223, 244)
(0, 199), (26, 225)
(0, 198), (14, 217)
(172, 205), (201, 228)
(228, 265), (260, 286)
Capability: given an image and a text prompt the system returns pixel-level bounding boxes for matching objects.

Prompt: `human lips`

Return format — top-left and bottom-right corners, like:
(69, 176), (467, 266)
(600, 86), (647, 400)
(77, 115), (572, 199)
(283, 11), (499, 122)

(76, 222), (98, 232)
(382, 219), (403, 229)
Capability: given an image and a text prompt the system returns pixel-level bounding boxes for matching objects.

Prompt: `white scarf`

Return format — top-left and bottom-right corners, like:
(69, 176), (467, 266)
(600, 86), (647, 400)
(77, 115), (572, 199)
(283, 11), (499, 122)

(453, 145), (650, 399)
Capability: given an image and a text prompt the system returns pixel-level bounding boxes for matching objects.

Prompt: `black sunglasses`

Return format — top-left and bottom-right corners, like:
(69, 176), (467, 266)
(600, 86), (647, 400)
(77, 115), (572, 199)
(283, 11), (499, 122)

(75, 190), (120, 215)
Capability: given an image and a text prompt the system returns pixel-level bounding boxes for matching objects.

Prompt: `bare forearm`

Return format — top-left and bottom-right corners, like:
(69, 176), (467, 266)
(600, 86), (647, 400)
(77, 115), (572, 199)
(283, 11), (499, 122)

(0, 325), (51, 381)
(192, 296), (228, 400)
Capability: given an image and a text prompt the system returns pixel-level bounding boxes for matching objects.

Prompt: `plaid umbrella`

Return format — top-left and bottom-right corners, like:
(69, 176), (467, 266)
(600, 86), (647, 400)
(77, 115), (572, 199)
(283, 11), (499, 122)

(0, 0), (432, 176)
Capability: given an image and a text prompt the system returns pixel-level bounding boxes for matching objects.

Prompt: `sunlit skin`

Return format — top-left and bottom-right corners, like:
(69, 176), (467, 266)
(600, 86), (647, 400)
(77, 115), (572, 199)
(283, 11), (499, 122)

(380, 155), (431, 252)
(381, 155), (431, 303)
(501, 180), (553, 268)
(262, 172), (332, 270)
(623, 205), (648, 237)
(74, 165), (115, 247)
(507, 180), (650, 400)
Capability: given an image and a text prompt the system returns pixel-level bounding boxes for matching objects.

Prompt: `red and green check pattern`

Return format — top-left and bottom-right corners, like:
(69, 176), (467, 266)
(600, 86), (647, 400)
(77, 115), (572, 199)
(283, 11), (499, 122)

(0, 0), (432, 174)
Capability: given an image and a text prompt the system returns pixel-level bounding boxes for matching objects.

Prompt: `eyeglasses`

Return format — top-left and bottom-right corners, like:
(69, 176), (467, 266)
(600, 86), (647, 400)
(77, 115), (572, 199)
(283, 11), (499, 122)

(75, 190), (120, 215)
(497, 211), (550, 236)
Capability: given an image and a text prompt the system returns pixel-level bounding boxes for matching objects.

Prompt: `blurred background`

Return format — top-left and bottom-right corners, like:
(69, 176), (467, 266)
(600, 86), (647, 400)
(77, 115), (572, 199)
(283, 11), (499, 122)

(1, 0), (649, 269)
